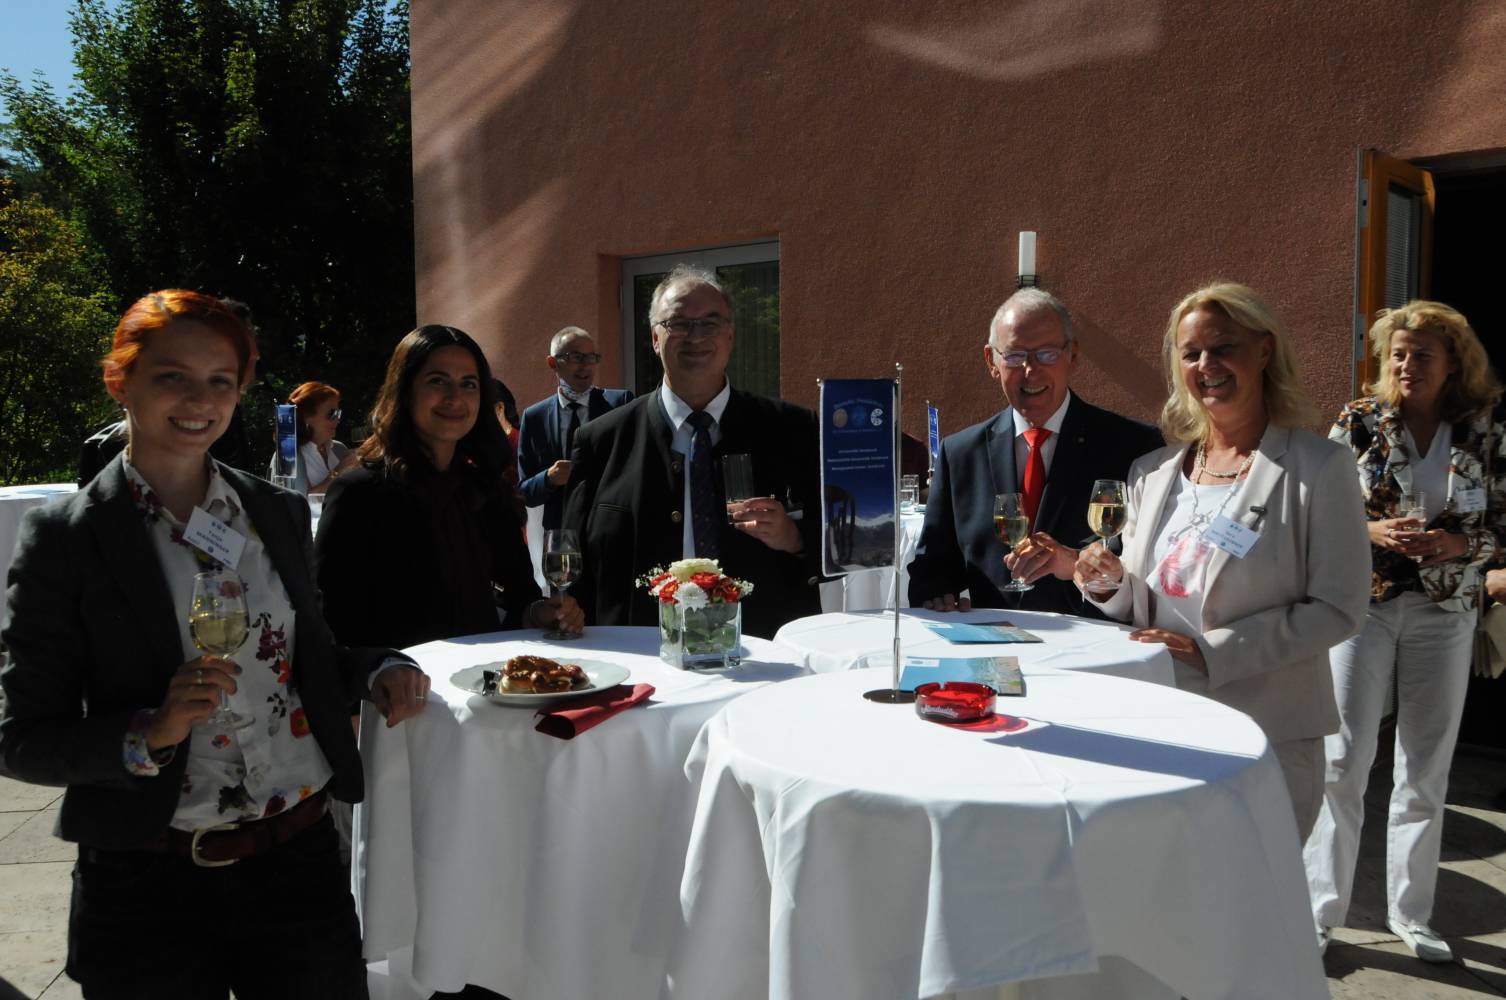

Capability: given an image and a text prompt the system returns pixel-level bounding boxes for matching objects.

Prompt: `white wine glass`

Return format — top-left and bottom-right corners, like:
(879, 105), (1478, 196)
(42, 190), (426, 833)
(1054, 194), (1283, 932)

(542, 528), (582, 640)
(188, 570), (254, 731)
(1084, 479), (1128, 593)
(994, 493), (1034, 593)
(1400, 491), (1427, 562)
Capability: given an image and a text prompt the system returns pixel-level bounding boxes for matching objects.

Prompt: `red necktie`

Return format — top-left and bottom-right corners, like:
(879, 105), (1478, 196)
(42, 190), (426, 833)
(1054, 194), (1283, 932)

(1022, 426), (1051, 528)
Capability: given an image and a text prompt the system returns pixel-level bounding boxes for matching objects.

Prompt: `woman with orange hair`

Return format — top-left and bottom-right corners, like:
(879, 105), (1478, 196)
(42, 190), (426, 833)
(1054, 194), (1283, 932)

(0, 289), (428, 998)
(284, 380), (359, 494)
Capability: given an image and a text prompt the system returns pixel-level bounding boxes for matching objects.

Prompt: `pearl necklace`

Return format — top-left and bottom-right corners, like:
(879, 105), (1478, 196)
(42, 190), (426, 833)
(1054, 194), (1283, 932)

(1175, 443), (1255, 539)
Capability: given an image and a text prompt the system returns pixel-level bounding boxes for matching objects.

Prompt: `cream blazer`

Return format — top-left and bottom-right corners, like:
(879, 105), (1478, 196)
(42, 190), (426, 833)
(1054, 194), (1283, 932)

(1094, 424), (1371, 742)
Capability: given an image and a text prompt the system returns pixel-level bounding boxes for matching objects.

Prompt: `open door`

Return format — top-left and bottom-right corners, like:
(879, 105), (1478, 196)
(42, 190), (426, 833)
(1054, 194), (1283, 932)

(1354, 150), (1436, 389)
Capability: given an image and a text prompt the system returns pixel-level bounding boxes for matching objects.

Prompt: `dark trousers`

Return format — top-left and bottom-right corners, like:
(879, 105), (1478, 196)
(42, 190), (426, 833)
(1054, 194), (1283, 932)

(67, 813), (366, 999)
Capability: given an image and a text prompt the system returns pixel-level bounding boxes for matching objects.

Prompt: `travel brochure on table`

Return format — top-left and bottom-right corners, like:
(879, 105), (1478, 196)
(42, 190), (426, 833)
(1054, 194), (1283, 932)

(899, 655), (1025, 696)
(924, 621), (1043, 644)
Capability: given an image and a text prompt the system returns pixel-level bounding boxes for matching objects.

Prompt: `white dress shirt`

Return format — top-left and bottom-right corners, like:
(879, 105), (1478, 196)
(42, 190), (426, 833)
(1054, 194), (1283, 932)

(660, 380), (731, 557)
(1011, 390), (1072, 489)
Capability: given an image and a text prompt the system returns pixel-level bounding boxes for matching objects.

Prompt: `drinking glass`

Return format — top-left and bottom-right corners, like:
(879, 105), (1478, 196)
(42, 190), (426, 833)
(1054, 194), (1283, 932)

(188, 570), (254, 731)
(542, 529), (582, 640)
(1084, 479), (1128, 593)
(993, 493), (1034, 593)
(722, 454), (756, 523)
(900, 474), (920, 512)
(1400, 491), (1427, 562)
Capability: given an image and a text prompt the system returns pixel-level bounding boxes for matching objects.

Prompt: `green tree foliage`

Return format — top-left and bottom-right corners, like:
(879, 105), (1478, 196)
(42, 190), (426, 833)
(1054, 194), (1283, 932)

(1, 0), (414, 474)
(0, 180), (117, 484)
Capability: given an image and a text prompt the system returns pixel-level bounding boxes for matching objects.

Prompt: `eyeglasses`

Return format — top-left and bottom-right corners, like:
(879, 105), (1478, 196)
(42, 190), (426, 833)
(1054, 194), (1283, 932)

(655, 316), (728, 339)
(992, 344), (1068, 369)
(326, 408), (342, 421)
(554, 351), (602, 365)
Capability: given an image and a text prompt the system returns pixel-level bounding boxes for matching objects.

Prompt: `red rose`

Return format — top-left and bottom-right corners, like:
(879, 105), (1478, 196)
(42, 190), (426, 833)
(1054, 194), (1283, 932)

(717, 580), (742, 602)
(658, 579), (680, 603)
(690, 572), (721, 590)
(289, 707), (311, 738)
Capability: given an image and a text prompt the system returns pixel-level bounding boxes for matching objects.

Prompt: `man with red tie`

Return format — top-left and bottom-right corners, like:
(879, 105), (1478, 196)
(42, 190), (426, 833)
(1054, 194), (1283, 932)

(908, 288), (1162, 614)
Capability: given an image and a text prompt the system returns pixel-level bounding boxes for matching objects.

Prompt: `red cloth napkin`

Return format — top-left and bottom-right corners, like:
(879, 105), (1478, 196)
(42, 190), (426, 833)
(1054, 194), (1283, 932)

(534, 683), (655, 740)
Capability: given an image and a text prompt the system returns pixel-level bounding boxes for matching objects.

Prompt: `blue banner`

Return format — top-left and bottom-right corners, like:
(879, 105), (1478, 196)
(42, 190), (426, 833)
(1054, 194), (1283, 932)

(820, 378), (898, 576)
(926, 403), (940, 471)
(274, 404), (299, 479)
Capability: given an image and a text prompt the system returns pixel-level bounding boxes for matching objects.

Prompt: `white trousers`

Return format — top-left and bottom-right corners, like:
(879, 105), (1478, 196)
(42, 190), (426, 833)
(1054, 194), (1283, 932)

(1304, 591), (1474, 927)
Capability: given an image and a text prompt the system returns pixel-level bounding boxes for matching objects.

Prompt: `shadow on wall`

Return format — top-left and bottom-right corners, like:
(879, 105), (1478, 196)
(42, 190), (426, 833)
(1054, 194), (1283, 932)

(867, 0), (1161, 82)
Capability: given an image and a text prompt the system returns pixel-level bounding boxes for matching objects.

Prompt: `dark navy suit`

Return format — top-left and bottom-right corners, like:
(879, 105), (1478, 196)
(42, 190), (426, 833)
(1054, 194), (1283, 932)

(907, 394), (1162, 615)
(518, 386), (633, 530)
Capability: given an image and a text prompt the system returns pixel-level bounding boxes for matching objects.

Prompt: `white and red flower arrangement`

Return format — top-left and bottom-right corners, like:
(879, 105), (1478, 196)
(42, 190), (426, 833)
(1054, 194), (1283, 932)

(640, 558), (753, 609)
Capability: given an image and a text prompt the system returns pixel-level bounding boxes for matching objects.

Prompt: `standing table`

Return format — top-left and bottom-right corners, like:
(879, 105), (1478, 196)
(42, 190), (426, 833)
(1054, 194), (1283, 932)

(670, 667), (1327, 1000)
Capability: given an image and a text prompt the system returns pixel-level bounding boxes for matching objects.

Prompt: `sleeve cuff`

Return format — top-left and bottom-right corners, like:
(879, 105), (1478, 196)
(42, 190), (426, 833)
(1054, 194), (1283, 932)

(367, 655), (419, 693)
(122, 709), (174, 776)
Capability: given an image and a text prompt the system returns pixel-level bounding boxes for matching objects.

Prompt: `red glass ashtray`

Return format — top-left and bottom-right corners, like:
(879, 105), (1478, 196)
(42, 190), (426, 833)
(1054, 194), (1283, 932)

(914, 681), (996, 724)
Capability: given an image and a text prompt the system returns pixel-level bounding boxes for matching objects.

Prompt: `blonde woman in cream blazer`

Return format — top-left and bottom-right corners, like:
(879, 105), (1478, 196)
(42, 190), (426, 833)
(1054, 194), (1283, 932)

(1075, 284), (1370, 842)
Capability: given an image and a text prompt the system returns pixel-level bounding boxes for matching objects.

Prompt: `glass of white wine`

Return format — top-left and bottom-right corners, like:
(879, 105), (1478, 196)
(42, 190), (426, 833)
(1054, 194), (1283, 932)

(188, 569), (253, 731)
(994, 493), (1034, 593)
(1085, 479), (1128, 593)
(1400, 491), (1427, 562)
(542, 528), (582, 640)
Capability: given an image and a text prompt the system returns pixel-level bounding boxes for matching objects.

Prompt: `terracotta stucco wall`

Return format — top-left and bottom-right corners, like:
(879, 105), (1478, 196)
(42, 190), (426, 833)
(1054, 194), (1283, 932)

(409, 0), (1506, 437)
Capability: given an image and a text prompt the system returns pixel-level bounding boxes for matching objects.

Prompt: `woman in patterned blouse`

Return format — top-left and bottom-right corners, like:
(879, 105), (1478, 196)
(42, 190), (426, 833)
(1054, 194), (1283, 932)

(1305, 301), (1506, 964)
(0, 290), (430, 997)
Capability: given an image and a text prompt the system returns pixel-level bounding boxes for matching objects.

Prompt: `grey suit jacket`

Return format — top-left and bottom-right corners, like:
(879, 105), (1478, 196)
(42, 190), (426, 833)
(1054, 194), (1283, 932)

(1095, 424), (1371, 742)
(0, 457), (395, 848)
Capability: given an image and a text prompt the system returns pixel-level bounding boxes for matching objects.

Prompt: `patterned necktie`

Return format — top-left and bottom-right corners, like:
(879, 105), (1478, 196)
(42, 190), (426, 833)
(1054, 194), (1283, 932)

(1022, 426), (1052, 528)
(686, 410), (720, 558)
(563, 402), (581, 458)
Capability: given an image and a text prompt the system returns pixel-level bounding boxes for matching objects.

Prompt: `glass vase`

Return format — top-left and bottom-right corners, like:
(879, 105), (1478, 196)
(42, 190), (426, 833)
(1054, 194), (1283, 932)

(659, 601), (742, 670)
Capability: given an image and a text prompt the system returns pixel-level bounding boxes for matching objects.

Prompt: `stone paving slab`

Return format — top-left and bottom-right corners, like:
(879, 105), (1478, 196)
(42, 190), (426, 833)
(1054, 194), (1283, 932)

(0, 810), (71, 866)
(0, 777), (60, 814)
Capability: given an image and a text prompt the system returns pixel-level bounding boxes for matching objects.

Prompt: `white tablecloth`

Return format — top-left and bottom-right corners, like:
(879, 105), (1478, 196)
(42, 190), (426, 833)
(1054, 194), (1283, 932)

(670, 667), (1326, 1000)
(775, 607), (1175, 686)
(0, 483), (77, 631)
(355, 626), (808, 1000)
(821, 510), (927, 612)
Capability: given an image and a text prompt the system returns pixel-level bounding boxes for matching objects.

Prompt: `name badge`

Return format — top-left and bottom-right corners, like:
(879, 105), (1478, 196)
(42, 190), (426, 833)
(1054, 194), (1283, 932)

(1454, 487), (1487, 514)
(184, 506), (247, 569)
(1204, 514), (1260, 558)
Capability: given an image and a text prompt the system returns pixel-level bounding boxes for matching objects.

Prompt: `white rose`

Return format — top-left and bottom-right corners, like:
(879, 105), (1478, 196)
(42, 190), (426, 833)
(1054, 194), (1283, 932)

(668, 558), (721, 581)
(676, 581), (709, 609)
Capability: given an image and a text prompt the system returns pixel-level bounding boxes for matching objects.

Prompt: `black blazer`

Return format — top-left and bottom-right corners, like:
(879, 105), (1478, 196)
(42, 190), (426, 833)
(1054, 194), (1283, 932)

(908, 394), (1163, 615)
(0, 458), (394, 849)
(315, 463), (542, 650)
(563, 388), (824, 639)
(518, 387), (634, 530)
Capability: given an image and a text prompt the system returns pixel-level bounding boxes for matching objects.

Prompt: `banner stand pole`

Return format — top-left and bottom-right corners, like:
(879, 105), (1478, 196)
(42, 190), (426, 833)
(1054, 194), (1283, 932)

(864, 363), (915, 705)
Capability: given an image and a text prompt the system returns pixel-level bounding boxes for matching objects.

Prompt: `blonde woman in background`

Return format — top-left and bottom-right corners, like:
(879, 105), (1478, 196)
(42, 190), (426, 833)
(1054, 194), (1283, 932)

(1074, 282), (1370, 839)
(1304, 302), (1506, 962)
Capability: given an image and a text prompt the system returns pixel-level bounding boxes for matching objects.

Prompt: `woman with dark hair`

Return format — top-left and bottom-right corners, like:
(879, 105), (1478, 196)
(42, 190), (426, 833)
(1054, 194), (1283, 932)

(315, 325), (581, 650)
(0, 289), (429, 998)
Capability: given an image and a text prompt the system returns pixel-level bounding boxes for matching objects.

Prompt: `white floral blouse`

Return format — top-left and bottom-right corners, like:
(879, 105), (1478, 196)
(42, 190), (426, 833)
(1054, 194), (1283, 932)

(120, 458), (334, 830)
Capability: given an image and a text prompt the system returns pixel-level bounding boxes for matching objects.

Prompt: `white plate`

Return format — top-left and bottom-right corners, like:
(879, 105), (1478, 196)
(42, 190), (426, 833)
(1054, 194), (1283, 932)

(450, 659), (632, 708)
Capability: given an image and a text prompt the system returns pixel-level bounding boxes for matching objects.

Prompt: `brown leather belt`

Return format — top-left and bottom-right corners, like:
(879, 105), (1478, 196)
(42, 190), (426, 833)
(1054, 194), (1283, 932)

(139, 790), (329, 867)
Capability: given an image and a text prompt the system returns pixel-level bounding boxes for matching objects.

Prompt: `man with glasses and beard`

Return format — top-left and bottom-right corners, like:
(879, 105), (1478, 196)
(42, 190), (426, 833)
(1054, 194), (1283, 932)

(564, 265), (823, 638)
(909, 288), (1162, 614)
(518, 326), (633, 530)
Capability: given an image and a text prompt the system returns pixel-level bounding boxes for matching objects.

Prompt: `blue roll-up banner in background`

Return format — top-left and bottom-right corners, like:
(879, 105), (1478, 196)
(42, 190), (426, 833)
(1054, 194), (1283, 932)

(820, 378), (898, 577)
(274, 404), (299, 479)
(927, 403), (940, 471)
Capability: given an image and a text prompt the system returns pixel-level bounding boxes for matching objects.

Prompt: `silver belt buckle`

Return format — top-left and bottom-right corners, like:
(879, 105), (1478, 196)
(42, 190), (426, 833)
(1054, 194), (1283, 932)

(190, 821), (242, 867)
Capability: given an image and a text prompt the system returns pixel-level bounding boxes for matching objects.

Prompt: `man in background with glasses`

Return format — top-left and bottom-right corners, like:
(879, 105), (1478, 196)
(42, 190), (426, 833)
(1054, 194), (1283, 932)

(564, 264), (823, 638)
(518, 326), (633, 530)
(909, 288), (1162, 615)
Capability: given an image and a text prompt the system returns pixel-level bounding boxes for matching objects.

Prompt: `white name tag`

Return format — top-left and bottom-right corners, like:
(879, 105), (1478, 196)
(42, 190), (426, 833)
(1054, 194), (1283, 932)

(184, 506), (247, 569)
(1454, 487), (1487, 514)
(1204, 514), (1260, 558)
